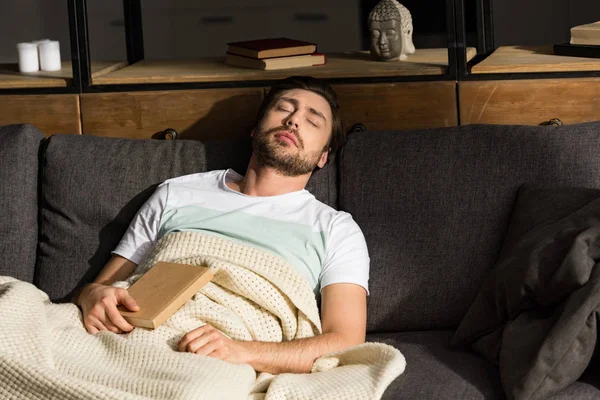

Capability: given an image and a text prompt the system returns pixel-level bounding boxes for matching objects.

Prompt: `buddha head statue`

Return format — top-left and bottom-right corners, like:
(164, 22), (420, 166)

(369, 0), (415, 61)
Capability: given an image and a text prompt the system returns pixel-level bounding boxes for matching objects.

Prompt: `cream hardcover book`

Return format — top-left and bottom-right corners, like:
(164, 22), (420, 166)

(118, 262), (213, 329)
(571, 21), (600, 45)
(225, 53), (326, 70)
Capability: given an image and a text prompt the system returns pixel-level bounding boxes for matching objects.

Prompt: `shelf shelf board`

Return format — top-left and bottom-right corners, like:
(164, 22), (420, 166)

(0, 61), (128, 89)
(471, 46), (600, 74)
(93, 48), (477, 85)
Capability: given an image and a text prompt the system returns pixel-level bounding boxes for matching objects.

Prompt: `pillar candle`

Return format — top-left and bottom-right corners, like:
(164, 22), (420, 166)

(38, 40), (62, 72)
(17, 42), (39, 73)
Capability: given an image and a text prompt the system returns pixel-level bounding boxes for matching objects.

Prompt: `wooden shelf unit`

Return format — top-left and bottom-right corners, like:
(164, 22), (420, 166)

(93, 48), (478, 85)
(0, 61), (128, 89)
(471, 46), (600, 74)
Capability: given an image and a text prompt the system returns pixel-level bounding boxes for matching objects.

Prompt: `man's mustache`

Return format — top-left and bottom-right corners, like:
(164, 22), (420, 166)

(263, 126), (302, 148)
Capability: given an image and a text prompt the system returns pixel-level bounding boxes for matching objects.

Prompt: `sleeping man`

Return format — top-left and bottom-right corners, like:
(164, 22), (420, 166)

(75, 75), (370, 375)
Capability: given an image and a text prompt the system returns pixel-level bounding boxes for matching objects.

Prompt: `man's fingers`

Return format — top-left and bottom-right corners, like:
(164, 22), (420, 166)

(85, 323), (98, 334)
(116, 290), (139, 312)
(86, 317), (108, 334)
(106, 306), (134, 333)
(187, 335), (212, 354)
(178, 326), (207, 352)
(107, 326), (121, 334)
(193, 339), (220, 356)
(207, 348), (226, 360)
(96, 312), (123, 334)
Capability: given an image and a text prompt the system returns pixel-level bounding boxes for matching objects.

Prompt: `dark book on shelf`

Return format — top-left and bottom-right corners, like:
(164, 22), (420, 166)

(553, 43), (600, 59)
(226, 38), (318, 59)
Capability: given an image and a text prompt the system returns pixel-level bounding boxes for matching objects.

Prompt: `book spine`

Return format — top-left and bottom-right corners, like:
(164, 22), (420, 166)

(313, 54), (327, 66)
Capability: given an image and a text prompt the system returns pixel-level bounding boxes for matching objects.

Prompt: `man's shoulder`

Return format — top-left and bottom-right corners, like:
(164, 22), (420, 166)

(303, 196), (359, 230)
(161, 169), (227, 187)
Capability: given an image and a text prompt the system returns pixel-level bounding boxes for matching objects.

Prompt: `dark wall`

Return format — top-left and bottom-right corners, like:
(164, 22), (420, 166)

(493, 0), (600, 46)
(2, 0), (599, 63)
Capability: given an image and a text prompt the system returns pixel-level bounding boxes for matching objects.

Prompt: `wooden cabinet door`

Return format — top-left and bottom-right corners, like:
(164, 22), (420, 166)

(333, 82), (458, 131)
(80, 88), (264, 140)
(460, 79), (600, 126)
(0, 95), (81, 135)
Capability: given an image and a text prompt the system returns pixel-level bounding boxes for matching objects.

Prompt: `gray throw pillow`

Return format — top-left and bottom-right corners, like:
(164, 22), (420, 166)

(452, 184), (600, 399)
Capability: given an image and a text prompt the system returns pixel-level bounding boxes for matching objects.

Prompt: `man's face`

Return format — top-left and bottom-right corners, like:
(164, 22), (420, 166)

(252, 88), (333, 177)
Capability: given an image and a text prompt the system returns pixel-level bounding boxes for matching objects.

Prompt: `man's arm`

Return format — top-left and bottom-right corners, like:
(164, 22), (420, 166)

(92, 255), (138, 285)
(76, 255), (140, 334)
(178, 283), (367, 374)
(75, 184), (166, 334)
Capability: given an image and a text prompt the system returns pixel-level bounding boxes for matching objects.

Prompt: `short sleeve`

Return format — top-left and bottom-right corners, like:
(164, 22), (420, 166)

(319, 212), (370, 294)
(111, 183), (168, 264)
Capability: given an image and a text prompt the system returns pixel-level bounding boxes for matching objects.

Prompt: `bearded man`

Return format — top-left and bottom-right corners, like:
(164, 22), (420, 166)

(76, 76), (370, 375)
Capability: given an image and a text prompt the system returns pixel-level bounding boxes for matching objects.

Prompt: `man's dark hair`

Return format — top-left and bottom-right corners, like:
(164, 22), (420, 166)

(256, 76), (345, 158)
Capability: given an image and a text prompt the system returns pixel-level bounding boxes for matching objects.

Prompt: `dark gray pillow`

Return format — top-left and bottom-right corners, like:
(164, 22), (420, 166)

(0, 124), (43, 282)
(452, 184), (600, 399)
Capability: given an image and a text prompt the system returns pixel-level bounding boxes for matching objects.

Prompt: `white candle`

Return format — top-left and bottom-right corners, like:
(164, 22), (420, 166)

(17, 42), (39, 73)
(38, 40), (62, 72)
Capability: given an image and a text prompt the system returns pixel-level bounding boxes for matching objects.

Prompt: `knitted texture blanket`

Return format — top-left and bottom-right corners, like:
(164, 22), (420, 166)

(0, 231), (405, 399)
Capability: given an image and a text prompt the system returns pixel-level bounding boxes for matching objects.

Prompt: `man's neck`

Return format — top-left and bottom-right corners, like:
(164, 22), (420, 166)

(227, 156), (310, 197)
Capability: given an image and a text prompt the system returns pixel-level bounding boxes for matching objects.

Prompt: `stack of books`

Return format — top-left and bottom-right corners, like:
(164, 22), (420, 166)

(225, 38), (326, 70)
(554, 21), (600, 59)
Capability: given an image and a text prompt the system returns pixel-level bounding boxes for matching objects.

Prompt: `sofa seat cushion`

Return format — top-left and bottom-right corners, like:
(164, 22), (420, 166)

(36, 134), (337, 302)
(368, 330), (503, 400)
(0, 124), (43, 282)
(368, 330), (600, 400)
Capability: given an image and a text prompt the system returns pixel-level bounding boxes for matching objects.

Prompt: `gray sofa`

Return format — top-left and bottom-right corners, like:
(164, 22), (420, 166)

(2, 121), (600, 399)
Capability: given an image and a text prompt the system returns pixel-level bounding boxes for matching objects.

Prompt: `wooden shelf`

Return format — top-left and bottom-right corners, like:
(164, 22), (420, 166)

(471, 46), (600, 74)
(93, 48), (477, 85)
(0, 61), (128, 89)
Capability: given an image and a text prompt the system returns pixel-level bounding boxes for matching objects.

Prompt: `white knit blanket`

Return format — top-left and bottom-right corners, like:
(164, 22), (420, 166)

(0, 231), (405, 399)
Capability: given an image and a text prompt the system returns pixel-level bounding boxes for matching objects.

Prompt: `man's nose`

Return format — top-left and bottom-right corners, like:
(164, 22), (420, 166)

(284, 113), (299, 129)
(379, 34), (387, 45)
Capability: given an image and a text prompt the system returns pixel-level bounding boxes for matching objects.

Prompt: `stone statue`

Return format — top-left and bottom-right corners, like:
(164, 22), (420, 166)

(368, 0), (415, 61)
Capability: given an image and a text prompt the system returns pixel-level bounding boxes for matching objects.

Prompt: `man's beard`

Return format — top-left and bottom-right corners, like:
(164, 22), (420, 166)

(253, 125), (325, 177)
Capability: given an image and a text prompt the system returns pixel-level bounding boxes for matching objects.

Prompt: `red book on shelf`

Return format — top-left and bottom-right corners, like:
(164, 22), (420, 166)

(225, 53), (326, 70)
(226, 38), (318, 59)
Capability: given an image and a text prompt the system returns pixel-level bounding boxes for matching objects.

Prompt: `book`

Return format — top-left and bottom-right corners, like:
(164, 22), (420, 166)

(570, 21), (600, 46)
(553, 43), (600, 59)
(225, 53), (326, 70)
(226, 38), (317, 59)
(118, 262), (213, 329)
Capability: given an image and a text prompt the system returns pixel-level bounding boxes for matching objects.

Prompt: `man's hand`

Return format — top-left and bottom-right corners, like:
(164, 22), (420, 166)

(77, 283), (140, 334)
(177, 324), (250, 364)
(176, 284), (366, 374)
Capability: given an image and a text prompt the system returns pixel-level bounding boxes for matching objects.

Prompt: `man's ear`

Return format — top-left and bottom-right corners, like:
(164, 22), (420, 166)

(250, 128), (255, 137)
(317, 149), (329, 169)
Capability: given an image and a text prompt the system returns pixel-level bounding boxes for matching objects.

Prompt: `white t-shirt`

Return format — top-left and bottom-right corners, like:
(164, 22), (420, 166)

(113, 169), (370, 294)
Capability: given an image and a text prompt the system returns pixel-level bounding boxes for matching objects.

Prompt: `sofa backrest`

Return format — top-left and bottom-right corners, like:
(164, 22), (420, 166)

(36, 134), (337, 302)
(0, 124), (43, 283)
(339, 122), (600, 333)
